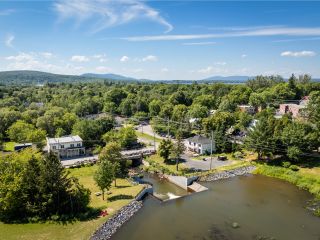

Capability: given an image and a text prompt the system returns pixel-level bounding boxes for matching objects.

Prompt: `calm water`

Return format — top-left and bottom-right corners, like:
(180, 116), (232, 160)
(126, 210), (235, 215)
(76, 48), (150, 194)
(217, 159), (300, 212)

(112, 174), (320, 240)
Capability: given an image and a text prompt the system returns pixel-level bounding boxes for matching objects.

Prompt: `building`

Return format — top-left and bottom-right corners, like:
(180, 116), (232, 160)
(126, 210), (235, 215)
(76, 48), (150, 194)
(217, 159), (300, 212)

(238, 105), (256, 114)
(185, 135), (215, 155)
(46, 135), (85, 159)
(277, 96), (309, 119)
(278, 104), (305, 118)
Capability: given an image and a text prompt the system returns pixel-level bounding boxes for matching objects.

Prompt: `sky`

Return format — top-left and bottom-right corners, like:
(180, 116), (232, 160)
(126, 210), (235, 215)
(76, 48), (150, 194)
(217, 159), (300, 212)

(0, 0), (320, 80)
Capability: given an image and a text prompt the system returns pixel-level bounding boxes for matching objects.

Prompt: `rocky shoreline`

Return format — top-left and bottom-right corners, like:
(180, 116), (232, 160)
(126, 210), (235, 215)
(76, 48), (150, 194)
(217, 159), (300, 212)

(199, 165), (256, 182)
(90, 200), (143, 240)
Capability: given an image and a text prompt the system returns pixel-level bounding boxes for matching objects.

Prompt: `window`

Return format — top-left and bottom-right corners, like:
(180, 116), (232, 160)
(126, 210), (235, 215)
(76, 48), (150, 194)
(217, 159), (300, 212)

(52, 146), (56, 150)
(77, 143), (81, 147)
(61, 145), (64, 149)
(70, 144), (74, 148)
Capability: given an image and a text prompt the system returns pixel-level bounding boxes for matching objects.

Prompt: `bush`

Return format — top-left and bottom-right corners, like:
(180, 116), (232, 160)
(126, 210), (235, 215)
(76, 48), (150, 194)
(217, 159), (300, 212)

(282, 161), (291, 168)
(50, 215), (60, 221)
(289, 165), (299, 171)
(233, 151), (244, 159)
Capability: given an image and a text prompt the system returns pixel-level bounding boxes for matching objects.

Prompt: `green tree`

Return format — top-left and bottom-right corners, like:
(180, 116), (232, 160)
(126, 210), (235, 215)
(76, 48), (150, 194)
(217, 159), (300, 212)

(281, 121), (319, 161)
(99, 142), (123, 187)
(188, 104), (208, 119)
(149, 99), (162, 116)
(158, 139), (173, 162)
(94, 159), (116, 200)
(171, 133), (186, 171)
(103, 126), (137, 149)
(245, 115), (276, 159)
(307, 91), (320, 129)
(7, 120), (46, 143)
(38, 153), (90, 217)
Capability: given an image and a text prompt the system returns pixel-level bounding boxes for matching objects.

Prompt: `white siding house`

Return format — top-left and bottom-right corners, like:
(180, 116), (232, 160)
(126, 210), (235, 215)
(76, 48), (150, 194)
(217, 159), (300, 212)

(185, 135), (215, 155)
(46, 135), (85, 159)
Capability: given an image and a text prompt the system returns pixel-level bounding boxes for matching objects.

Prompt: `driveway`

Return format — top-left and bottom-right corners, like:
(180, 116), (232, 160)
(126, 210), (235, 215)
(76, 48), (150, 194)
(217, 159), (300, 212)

(182, 153), (234, 171)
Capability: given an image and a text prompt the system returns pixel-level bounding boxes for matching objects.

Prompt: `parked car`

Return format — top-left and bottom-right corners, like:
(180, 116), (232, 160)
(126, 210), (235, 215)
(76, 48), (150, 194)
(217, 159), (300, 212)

(218, 156), (227, 161)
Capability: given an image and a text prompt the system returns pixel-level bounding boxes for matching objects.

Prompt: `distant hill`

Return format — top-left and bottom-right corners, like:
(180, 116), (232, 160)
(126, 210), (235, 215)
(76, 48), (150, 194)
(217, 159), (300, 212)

(0, 70), (142, 85)
(81, 73), (137, 81)
(202, 76), (252, 82)
(1, 70), (318, 85)
(0, 70), (93, 85)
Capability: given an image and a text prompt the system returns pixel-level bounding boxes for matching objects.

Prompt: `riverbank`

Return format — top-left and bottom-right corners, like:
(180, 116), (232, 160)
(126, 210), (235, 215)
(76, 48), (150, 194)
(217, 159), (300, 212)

(91, 200), (143, 240)
(199, 165), (256, 181)
(254, 163), (320, 216)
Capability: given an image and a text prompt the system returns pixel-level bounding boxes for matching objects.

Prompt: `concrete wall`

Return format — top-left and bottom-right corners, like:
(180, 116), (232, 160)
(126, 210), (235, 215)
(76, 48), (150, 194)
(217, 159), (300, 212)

(165, 175), (199, 190)
(135, 185), (153, 201)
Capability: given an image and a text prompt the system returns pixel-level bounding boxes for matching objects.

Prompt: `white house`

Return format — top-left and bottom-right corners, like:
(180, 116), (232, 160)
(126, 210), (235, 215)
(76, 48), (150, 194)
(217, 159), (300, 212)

(185, 135), (215, 155)
(46, 135), (85, 159)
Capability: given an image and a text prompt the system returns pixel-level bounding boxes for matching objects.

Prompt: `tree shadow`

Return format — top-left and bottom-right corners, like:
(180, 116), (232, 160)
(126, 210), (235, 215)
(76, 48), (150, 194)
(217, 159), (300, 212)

(108, 194), (134, 202)
(115, 185), (131, 189)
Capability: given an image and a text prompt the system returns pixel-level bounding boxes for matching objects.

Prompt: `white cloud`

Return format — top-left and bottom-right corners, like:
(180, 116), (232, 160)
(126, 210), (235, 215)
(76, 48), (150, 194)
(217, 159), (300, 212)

(123, 26), (320, 41)
(6, 53), (34, 61)
(280, 51), (316, 57)
(96, 66), (111, 72)
(142, 55), (158, 62)
(198, 66), (214, 74)
(241, 54), (247, 58)
(120, 55), (129, 62)
(5, 34), (15, 48)
(198, 66), (229, 75)
(40, 52), (54, 59)
(161, 67), (169, 72)
(70, 55), (90, 62)
(273, 37), (320, 43)
(182, 41), (216, 46)
(93, 54), (108, 62)
(214, 62), (227, 66)
(54, 0), (173, 33)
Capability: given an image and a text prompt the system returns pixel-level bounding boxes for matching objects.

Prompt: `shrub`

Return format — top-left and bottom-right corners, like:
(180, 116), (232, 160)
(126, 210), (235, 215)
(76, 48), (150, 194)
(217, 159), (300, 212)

(282, 161), (291, 168)
(289, 165), (299, 171)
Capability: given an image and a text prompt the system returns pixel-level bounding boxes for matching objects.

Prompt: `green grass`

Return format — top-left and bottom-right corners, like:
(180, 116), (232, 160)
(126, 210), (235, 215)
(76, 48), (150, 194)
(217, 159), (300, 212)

(144, 154), (186, 175)
(254, 163), (320, 199)
(3, 142), (16, 152)
(136, 131), (161, 142)
(0, 165), (144, 240)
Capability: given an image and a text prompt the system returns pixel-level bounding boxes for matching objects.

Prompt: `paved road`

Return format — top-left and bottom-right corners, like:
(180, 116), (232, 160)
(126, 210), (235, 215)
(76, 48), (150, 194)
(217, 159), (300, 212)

(61, 147), (156, 167)
(136, 124), (164, 140)
(182, 154), (234, 171)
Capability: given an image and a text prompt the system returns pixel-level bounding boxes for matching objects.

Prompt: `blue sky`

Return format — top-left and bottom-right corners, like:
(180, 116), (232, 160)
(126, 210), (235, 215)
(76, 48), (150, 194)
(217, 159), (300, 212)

(1, 0), (320, 80)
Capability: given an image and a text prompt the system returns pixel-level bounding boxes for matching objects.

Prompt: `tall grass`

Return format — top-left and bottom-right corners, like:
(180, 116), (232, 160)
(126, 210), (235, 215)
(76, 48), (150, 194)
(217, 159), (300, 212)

(254, 164), (320, 199)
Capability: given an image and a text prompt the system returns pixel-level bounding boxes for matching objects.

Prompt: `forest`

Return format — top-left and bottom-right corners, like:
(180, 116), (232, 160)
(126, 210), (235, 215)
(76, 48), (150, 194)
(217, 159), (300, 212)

(0, 74), (319, 160)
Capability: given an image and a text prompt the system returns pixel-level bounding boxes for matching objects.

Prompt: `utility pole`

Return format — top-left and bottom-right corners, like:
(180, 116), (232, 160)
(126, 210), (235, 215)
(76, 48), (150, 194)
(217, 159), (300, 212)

(167, 118), (170, 138)
(210, 130), (214, 170)
(153, 131), (156, 151)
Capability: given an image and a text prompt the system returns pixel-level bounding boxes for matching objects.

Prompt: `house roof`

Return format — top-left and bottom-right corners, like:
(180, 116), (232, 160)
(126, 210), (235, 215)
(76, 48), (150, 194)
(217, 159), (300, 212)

(46, 135), (82, 145)
(187, 135), (211, 144)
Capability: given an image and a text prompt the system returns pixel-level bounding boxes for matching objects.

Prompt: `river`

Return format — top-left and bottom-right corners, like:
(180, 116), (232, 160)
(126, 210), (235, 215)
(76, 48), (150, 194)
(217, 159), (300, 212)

(112, 174), (320, 240)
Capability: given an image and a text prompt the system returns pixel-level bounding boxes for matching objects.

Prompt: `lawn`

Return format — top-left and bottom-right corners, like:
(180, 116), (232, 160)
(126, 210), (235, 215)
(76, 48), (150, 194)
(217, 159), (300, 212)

(144, 154), (186, 175)
(3, 141), (16, 152)
(0, 165), (144, 240)
(136, 131), (162, 142)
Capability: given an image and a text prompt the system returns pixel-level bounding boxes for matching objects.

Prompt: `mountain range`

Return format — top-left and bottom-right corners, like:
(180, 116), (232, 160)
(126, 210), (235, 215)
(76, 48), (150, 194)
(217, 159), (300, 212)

(0, 70), (319, 85)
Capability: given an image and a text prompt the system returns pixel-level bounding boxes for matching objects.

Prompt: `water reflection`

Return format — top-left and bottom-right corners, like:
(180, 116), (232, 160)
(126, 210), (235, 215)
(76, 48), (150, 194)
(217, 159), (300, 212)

(112, 175), (320, 240)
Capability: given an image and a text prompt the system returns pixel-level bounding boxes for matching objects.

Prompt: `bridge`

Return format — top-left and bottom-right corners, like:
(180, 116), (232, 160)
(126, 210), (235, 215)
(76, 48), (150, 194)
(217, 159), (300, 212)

(61, 148), (156, 168)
